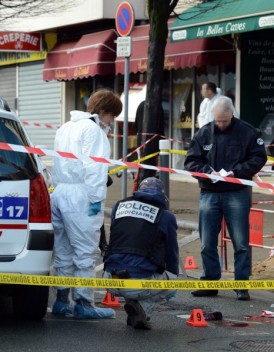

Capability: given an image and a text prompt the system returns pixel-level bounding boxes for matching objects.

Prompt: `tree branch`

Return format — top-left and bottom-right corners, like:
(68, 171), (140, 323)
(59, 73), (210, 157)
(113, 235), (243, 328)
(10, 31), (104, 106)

(0, 0), (74, 22)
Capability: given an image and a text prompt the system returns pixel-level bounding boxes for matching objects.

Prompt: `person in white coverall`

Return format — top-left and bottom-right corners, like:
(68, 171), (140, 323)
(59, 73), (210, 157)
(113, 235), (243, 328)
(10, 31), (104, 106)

(198, 82), (238, 128)
(51, 89), (122, 319)
(197, 82), (222, 128)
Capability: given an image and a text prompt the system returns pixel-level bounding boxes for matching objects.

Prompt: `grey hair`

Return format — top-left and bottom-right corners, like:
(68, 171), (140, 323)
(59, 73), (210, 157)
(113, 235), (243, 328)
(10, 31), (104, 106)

(212, 96), (234, 114)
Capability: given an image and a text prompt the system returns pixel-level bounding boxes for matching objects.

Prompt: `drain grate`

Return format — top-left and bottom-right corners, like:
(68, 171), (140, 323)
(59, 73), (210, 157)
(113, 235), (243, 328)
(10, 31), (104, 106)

(230, 340), (274, 351)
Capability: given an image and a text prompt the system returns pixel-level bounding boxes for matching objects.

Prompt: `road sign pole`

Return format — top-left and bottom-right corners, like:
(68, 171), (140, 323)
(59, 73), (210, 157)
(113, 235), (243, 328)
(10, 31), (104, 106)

(122, 56), (129, 198)
(115, 1), (135, 199)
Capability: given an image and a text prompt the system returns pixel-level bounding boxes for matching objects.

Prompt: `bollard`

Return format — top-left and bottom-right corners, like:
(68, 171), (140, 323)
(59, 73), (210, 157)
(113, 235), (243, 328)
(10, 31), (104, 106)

(159, 139), (170, 209)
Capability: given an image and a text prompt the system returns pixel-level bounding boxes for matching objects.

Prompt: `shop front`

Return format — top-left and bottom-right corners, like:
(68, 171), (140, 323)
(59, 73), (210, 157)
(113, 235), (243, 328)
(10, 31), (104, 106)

(42, 17), (238, 167)
(43, 29), (118, 119)
(170, 0), (274, 149)
(116, 22), (236, 168)
(0, 33), (62, 163)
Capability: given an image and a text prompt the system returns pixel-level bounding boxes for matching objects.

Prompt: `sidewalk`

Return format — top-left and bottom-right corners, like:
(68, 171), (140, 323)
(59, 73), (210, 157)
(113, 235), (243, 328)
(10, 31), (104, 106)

(105, 172), (274, 231)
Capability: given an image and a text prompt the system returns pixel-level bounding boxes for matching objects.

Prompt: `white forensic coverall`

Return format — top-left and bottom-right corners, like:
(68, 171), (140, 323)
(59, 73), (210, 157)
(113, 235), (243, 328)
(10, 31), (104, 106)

(51, 111), (110, 304)
(197, 89), (222, 128)
(198, 89), (239, 128)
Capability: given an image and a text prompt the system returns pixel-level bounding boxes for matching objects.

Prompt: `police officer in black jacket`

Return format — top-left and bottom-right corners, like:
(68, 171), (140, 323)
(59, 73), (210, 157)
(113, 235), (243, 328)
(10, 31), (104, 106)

(184, 96), (267, 301)
(103, 177), (179, 330)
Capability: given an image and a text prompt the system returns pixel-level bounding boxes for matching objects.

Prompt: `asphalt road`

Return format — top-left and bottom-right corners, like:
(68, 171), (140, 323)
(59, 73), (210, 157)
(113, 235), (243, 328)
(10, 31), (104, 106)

(1, 174), (273, 352)
(0, 284), (274, 352)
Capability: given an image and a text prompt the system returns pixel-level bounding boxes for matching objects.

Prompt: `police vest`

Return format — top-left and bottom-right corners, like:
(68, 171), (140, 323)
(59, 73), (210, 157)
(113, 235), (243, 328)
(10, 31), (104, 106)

(107, 196), (166, 273)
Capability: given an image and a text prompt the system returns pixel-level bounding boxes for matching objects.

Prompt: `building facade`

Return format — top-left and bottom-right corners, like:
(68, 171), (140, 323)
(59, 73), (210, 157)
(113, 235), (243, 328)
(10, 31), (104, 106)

(2, 0), (267, 168)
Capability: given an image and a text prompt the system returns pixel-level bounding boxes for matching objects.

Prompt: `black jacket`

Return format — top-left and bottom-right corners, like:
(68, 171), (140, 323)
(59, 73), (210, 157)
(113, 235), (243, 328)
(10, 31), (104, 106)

(104, 188), (179, 277)
(184, 117), (267, 192)
(105, 196), (166, 272)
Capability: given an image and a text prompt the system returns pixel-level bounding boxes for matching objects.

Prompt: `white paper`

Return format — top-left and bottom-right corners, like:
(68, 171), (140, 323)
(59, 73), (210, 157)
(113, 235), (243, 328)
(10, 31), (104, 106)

(219, 169), (234, 177)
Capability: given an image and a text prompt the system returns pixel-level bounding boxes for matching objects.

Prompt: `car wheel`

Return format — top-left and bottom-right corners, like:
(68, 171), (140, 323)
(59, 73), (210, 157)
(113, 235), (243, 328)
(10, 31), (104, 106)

(12, 285), (49, 320)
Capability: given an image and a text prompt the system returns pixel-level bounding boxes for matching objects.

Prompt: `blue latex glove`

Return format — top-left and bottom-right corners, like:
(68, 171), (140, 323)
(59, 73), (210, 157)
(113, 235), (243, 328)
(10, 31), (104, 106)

(88, 202), (101, 216)
(166, 291), (177, 302)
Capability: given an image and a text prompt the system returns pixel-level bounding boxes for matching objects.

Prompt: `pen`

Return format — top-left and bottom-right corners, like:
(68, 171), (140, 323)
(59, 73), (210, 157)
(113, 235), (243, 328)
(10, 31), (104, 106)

(209, 166), (218, 183)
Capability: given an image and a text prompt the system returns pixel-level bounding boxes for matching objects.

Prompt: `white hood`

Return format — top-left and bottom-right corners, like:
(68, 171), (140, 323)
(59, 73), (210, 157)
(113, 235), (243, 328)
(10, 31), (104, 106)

(70, 110), (100, 124)
(52, 110), (110, 203)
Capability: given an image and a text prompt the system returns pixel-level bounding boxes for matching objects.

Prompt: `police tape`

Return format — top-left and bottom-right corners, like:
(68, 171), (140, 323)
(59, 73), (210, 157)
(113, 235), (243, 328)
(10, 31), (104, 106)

(20, 120), (274, 151)
(21, 119), (189, 146)
(0, 141), (274, 191)
(165, 149), (187, 156)
(120, 134), (158, 160)
(22, 121), (60, 129)
(19, 121), (274, 163)
(109, 152), (159, 175)
(255, 173), (274, 196)
(0, 273), (273, 290)
(109, 134), (162, 175)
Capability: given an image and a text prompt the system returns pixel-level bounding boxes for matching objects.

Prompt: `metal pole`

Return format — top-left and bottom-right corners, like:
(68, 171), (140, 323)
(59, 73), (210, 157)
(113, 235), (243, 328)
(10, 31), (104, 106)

(113, 76), (120, 160)
(122, 56), (129, 198)
(159, 139), (170, 209)
(169, 70), (173, 139)
(191, 67), (196, 138)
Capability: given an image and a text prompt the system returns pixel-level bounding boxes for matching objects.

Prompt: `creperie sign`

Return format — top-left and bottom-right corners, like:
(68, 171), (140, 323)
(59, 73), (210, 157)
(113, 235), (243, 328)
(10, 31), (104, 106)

(0, 32), (41, 52)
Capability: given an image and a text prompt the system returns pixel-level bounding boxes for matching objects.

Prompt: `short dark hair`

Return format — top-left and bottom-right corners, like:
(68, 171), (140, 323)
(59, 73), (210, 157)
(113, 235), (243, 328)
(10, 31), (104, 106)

(204, 82), (217, 94)
(87, 89), (122, 117)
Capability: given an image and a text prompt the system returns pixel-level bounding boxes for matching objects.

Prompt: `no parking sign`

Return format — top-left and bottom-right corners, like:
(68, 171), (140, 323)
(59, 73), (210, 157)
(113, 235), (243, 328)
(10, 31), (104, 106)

(115, 2), (135, 198)
(115, 1), (135, 37)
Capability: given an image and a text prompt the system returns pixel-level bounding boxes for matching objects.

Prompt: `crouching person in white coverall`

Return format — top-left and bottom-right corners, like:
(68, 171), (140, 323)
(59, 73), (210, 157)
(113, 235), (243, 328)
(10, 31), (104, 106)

(51, 89), (122, 319)
(103, 177), (179, 329)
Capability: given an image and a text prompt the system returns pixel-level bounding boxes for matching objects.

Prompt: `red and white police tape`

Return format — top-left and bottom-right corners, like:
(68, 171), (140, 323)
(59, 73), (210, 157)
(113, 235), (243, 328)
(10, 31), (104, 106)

(21, 120), (188, 145)
(1, 141), (274, 191)
(22, 121), (60, 129)
(121, 134), (158, 161)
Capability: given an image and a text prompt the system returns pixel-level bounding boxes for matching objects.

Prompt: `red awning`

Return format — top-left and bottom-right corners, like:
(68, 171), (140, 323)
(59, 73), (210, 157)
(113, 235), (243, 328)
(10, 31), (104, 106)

(68, 30), (117, 79)
(43, 40), (77, 81)
(43, 29), (117, 81)
(115, 23), (235, 74)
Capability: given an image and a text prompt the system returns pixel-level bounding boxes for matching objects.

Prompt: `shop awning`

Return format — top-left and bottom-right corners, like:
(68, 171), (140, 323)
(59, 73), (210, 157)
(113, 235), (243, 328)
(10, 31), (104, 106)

(170, 0), (274, 42)
(68, 30), (117, 79)
(43, 40), (77, 81)
(43, 29), (117, 81)
(115, 23), (235, 74)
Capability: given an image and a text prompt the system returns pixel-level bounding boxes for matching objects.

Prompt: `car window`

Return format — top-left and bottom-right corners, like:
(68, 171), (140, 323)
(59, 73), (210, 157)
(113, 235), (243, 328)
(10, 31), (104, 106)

(0, 118), (38, 180)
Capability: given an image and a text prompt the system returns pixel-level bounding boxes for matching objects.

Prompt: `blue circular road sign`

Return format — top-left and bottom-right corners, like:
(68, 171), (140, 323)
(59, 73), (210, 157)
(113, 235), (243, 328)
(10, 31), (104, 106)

(115, 2), (135, 37)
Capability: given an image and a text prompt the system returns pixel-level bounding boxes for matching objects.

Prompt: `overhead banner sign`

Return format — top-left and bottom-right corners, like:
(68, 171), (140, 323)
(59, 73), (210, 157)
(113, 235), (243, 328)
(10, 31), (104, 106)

(171, 15), (274, 42)
(170, 0), (274, 42)
(0, 32), (42, 52)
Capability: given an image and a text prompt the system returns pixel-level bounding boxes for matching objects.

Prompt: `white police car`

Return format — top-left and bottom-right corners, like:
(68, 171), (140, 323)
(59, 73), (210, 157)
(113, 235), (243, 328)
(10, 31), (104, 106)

(0, 98), (53, 320)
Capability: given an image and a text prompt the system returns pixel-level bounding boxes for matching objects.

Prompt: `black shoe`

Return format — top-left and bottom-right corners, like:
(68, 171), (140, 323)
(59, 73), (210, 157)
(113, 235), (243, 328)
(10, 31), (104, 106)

(124, 301), (151, 330)
(191, 290), (218, 297)
(234, 290), (250, 301)
(203, 311), (223, 321)
(127, 314), (150, 326)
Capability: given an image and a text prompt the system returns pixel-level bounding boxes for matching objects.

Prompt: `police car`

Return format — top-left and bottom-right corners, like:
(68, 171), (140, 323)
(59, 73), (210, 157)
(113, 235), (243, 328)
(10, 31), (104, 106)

(0, 98), (53, 320)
